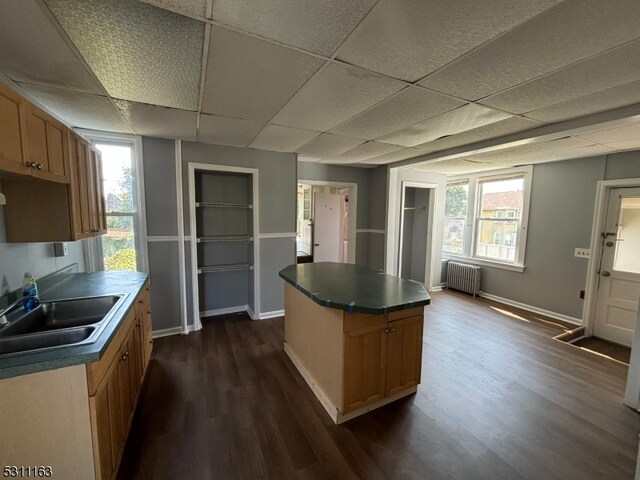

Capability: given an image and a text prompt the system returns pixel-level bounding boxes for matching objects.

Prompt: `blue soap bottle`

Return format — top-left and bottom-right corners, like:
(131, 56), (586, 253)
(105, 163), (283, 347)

(22, 273), (40, 312)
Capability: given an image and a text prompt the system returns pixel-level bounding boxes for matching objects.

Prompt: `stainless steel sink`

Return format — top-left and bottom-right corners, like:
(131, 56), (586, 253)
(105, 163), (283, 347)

(0, 294), (126, 356)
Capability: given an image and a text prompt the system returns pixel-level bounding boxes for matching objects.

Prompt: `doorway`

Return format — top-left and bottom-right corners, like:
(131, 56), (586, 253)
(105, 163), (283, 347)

(296, 181), (357, 264)
(398, 186), (431, 282)
(593, 187), (640, 346)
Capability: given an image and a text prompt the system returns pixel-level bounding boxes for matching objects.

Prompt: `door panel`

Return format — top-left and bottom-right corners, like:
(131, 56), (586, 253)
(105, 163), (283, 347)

(594, 187), (640, 346)
(313, 192), (344, 263)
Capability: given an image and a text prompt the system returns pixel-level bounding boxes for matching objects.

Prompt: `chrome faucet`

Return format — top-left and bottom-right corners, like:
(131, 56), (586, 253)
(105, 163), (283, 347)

(0, 294), (40, 325)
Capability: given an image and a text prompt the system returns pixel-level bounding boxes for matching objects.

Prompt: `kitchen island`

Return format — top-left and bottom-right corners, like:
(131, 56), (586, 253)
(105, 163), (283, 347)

(279, 262), (430, 424)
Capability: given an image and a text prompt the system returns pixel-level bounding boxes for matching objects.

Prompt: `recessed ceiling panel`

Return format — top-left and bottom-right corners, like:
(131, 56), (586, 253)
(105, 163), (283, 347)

(0, 0), (102, 94)
(296, 133), (365, 159)
(524, 80), (640, 123)
(323, 141), (403, 164)
(202, 27), (325, 122)
(20, 84), (132, 132)
(419, 0), (640, 100)
(114, 100), (197, 140)
(337, 0), (561, 82)
(330, 86), (464, 140)
(210, 0), (377, 56)
(45, 0), (204, 109)
(481, 39), (640, 114)
(272, 62), (406, 132)
(199, 114), (266, 147)
(379, 104), (512, 147)
(249, 125), (321, 152)
(141, 0), (207, 18)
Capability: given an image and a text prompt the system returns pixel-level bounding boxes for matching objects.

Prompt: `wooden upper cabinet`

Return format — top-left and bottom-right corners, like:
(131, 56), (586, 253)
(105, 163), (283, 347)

(68, 132), (94, 239)
(25, 102), (70, 183)
(0, 83), (30, 175)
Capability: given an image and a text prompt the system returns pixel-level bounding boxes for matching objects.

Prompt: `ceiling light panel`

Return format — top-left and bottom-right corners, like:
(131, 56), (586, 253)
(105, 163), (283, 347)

(337, 0), (561, 83)
(20, 84), (132, 133)
(202, 27), (325, 122)
(481, 39), (640, 114)
(114, 100), (197, 140)
(379, 104), (512, 147)
(210, 0), (377, 56)
(296, 133), (365, 159)
(410, 117), (542, 156)
(141, 0), (207, 18)
(0, 0), (102, 94)
(324, 141), (403, 163)
(199, 114), (266, 147)
(419, 0), (640, 101)
(272, 62), (406, 132)
(45, 0), (204, 110)
(524, 80), (640, 123)
(330, 86), (464, 140)
(249, 125), (321, 152)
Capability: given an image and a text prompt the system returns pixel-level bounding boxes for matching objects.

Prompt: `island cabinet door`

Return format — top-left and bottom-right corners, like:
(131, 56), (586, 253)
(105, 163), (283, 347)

(385, 315), (424, 397)
(342, 321), (388, 413)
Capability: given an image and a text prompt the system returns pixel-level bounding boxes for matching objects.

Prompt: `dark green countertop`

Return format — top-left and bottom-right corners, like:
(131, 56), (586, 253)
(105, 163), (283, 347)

(279, 262), (430, 315)
(0, 271), (148, 379)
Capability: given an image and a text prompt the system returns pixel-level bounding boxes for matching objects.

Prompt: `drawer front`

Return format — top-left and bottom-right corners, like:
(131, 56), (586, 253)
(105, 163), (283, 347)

(388, 306), (424, 323)
(343, 311), (388, 333)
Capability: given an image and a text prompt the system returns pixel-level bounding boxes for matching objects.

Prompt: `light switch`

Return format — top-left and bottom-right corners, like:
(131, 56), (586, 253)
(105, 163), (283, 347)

(574, 248), (590, 259)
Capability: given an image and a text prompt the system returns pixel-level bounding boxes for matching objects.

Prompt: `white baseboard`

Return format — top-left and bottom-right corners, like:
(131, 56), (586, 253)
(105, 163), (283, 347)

(479, 292), (582, 326)
(247, 306), (257, 320)
(199, 305), (248, 318)
(152, 327), (183, 338)
(259, 309), (284, 320)
(431, 285), (444, 292)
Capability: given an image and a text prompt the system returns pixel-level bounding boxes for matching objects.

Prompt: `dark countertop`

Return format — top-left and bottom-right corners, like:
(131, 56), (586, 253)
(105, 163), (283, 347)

(0, 271), (148, 379)
(279, 262), (430, 315)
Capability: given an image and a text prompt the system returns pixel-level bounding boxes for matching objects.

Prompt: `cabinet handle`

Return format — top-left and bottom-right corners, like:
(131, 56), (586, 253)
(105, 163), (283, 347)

(139, 299), (144, 304)
(35, 163), (43, 170)
(121, 351), (129, 362)
(149, 340), (153, 345)
(384, 327), (396, 334)
(27, 161), (36, 168)
(147, 310), (151, 314)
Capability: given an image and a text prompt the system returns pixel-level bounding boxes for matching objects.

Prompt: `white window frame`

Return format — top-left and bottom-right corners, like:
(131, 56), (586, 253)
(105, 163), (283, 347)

(77, 130), (148, 273)
(442, 166), (533, 272)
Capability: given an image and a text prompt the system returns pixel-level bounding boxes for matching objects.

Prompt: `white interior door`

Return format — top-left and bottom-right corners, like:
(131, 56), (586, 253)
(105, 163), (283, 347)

(313, 192), (343, 262)
(593, 187), (640, 346)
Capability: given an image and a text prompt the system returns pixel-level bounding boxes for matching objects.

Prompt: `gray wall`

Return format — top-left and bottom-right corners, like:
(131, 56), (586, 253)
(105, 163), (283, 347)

(0, 183), (85, 295)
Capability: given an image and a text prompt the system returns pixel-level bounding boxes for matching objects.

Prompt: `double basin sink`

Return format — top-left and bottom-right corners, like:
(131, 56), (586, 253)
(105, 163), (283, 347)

(0, 295), (126, 356)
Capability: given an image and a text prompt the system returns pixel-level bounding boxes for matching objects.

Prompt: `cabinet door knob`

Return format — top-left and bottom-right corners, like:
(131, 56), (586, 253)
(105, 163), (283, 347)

(384, 327), (396, 334)
(35, 163), (43, 170)
(27, 161), (36, 168)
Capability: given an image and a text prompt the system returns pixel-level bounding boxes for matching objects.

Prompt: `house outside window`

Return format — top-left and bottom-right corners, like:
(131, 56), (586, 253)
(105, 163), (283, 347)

(442, 166), (532, 271)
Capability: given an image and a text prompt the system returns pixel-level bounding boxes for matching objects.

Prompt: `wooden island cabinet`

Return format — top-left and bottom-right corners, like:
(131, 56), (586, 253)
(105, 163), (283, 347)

(279, 263), (430, 424)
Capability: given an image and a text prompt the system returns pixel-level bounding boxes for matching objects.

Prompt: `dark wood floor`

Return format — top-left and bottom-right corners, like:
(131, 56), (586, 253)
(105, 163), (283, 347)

(572, 337), (632, 364)
(117, 291), (640, 480)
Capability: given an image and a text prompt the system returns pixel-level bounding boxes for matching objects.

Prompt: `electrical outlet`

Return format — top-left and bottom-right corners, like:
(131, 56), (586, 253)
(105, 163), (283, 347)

(574, 248), (590, 259)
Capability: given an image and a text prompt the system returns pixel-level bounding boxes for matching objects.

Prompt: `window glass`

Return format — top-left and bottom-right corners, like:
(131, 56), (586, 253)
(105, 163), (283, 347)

(613, 197), (640, 274)
(443, 182), (468, 255)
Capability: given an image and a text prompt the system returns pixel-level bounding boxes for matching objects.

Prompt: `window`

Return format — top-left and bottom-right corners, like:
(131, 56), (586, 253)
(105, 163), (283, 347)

(442, 181), (468, 255)
(442, 167), (532, 270)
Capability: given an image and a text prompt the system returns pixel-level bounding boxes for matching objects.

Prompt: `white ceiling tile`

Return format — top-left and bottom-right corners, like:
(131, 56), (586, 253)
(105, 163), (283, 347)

(249, 125), (321, 152)
(378, 104), (512, 147)
(411, 117), (542, 155)
(524, 80), (640, 123)
(20, 84), (132, 133)
(45, 0), (204, 110)
(272, 62), (406, 132)
(198, 114), (266, 147)
(330, 86), (464, 140)
(337, 0), (561, 82)
(324, 142), (403, 163)
(419, 0), (640, 101)
(210, 0), (377, 56)
(296, 133), (365, 159)
(574, 122), (640, 145)
(600, 138), (640, 151)
(140, 0), (207, 18)
(114, 100), (196, 140)
(0, 0), (102, 94)
(487, 144), (613, 166)
(480, 39), (640, 114)
(467, 136), (594, 163)
(362, 148), (422, 165)
(202, 27), (325, 122)
(298, 156), (323, 163)
(415, 158), (499, 175)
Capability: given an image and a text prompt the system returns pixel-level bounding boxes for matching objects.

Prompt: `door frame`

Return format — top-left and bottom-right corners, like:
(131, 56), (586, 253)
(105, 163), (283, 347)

(397, 181), (436, 286)
(188, 163), (260, 330)
(583, 177), (640, 334)
(298, 179), (357, 264)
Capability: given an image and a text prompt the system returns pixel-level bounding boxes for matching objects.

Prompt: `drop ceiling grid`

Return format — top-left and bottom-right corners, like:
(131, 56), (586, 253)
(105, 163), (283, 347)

(45, 0), (205, 110)
(198, 113), (266, 147)
(295, 133), (366, 159)
(201, 26), (326, 122)
(114, 99), (198, 140)
(322, 141), (403, 163)
(335, 0), (563, 82)
(480, 38), (640, 114)
(249, 125), (322, 152)
(418, 0), (640, 101)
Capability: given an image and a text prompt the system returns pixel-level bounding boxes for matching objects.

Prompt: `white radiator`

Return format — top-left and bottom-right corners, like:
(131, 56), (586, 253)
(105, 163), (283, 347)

(446, 261), (481, 297)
